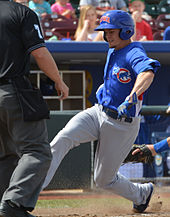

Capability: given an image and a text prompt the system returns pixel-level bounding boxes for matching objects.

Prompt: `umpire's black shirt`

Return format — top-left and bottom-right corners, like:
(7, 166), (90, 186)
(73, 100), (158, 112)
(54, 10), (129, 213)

(0, 0), (45, 78)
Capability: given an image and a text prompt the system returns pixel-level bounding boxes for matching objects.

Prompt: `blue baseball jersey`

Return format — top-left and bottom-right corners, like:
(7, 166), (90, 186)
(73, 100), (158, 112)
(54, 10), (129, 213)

(96, 42), (160, 117)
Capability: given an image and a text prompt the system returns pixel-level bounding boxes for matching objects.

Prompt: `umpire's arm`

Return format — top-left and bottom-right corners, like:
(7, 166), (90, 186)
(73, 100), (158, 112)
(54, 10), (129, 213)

(31, 47), (69, 100)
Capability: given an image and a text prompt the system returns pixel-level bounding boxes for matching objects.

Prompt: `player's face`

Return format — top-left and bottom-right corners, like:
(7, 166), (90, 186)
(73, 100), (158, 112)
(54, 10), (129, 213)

(104, 29), (123, 49)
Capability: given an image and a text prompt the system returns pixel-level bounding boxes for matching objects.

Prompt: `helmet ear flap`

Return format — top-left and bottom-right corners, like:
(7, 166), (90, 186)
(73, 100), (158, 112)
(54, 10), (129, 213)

(119, 27), (134, 40)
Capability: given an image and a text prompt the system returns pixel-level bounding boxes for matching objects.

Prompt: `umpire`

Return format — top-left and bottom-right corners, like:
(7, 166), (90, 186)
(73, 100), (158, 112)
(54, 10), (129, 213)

(0, 0), (69, 216)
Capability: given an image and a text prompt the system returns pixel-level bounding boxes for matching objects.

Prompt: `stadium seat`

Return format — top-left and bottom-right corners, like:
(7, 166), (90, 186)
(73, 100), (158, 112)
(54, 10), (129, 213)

(43, 29), (53, 39)
(153, 30), (164, 40)
(43, 29), (65, 40)
(145, 18), (158, 34)
(145, 4), (160, 17)
(41, 14), (78, 40)
(158, 0), (170, 14)
(156, 14), (170, 30)
(41, 13), (58, 21)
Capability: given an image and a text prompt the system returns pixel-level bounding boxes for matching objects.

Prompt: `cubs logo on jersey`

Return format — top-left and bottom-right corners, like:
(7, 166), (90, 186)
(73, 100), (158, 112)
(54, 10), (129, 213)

(113, 67), (131, 83)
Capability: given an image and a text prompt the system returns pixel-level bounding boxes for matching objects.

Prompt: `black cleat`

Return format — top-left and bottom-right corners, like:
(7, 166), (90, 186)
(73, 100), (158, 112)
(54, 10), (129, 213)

(0, 201), (36, 217)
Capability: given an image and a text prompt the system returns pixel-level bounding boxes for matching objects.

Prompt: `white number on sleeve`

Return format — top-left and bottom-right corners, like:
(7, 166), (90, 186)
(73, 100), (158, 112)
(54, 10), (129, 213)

(34, 24), (43, 39)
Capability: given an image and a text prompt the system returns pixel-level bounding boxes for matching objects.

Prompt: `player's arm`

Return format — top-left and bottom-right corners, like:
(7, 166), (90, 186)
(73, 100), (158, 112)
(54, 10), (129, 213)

(133, 137), (170, 156)
(128, 70), (154, 103)
(117, 70), (154, 118)
(31, 47), (69, 100)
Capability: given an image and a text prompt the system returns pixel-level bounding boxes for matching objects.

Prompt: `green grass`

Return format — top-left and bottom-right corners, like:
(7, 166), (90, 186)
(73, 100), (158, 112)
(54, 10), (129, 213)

(36, 198), (131, 209)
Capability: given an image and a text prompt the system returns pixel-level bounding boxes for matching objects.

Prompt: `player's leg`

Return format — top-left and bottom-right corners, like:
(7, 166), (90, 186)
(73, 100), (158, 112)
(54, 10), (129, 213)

(42, 105), (100, 189)
(0, 85), (52, 211)
(94, 115), (152, 205)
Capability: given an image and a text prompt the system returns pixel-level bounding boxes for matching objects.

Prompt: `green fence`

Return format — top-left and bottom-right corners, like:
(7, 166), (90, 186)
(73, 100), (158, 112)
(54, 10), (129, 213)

(46, 111), (91, 190)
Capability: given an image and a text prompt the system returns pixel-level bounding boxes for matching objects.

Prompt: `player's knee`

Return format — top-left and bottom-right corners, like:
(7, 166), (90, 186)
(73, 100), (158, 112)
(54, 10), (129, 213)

(94, 175), (109, 188)
(51, 130), (79, 150)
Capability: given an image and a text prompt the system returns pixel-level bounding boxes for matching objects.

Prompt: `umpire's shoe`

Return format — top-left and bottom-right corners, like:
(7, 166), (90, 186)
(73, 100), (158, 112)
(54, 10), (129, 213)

(0, 200), (36, 217)
(133, 182), (154, 213)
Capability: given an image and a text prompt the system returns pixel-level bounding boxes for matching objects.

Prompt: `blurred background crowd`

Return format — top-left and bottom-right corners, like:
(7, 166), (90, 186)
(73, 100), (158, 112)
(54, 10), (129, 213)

(15, 0), (170, 41)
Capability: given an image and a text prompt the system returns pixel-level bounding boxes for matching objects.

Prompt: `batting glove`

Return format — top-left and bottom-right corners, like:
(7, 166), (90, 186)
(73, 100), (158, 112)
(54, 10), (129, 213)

(117, 92), (137, 119)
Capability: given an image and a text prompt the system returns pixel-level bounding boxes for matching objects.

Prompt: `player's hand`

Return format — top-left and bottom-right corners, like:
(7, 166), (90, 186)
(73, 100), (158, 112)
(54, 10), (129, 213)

(123, 144), (154, 164)
(132, 145), (157, 157)
(55, 80), (69, 100)
(132, 147), (141, 155)
(117, 92), (137, 119)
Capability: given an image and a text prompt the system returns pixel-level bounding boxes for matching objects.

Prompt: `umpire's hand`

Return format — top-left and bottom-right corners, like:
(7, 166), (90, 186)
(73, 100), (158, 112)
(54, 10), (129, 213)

(55, 80), (69, 100)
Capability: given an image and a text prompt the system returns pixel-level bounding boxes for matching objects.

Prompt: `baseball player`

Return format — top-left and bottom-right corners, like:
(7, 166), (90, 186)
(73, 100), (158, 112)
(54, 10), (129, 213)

(0, 0), (68, 216)
(43, 10), (160, 213)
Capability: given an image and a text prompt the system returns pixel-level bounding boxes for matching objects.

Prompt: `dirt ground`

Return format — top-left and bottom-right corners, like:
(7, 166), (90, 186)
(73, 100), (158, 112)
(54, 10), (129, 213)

(32, 187), (170, 217)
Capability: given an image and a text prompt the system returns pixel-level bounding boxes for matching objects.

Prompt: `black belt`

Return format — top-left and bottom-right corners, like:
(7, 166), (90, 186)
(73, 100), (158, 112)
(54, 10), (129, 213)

(0, 78), (12, 85)
(102, 106), (133, 123)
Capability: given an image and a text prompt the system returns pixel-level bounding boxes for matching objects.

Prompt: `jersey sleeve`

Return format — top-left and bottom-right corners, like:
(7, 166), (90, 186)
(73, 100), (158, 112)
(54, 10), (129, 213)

(128, 48), (161, 75)
(20, 7), (46, 53)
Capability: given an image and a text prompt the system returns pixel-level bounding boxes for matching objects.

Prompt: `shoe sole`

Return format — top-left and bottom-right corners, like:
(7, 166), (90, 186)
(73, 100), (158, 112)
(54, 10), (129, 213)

(133, 183), (154, 213)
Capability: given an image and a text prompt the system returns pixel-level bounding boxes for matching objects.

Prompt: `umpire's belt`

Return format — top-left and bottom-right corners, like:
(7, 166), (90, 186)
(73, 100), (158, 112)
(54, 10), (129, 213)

(0, 78), (12, 85)
(102, 106), (132, 123)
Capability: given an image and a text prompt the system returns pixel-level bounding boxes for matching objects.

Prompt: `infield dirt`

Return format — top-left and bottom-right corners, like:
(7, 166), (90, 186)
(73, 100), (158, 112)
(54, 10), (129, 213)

(32, 186), (170, 217)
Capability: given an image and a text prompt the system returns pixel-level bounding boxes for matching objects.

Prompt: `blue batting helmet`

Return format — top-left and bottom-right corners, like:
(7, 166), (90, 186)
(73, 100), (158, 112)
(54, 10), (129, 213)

(95, 10), (135, 40)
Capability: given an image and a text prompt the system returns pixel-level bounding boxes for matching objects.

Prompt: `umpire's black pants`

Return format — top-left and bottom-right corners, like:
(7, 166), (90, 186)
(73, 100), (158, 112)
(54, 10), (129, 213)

(0, 84), (52, 211)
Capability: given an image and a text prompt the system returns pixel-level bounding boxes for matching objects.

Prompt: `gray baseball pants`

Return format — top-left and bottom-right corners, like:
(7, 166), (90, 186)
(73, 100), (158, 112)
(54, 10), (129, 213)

(0, 84), (52, 211)
(43, 104), (151, 205)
